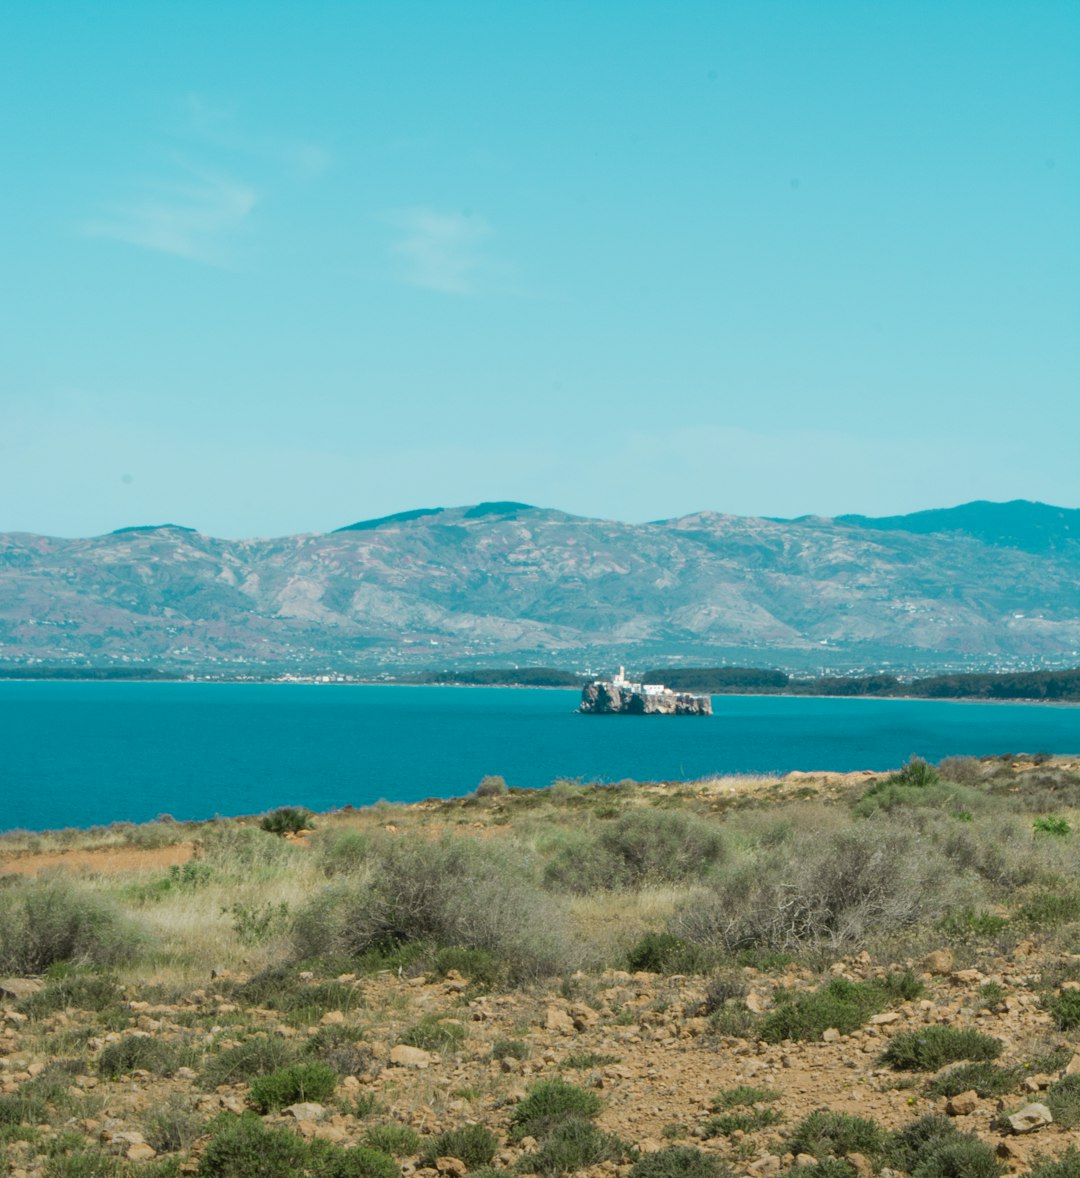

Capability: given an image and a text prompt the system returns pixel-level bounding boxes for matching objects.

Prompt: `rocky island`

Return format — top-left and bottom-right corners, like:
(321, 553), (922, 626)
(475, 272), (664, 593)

(579, 666), (712, 715)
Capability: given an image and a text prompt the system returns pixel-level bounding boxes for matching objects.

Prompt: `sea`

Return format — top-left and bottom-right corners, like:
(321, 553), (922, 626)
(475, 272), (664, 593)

(1, 681), (1078, 833)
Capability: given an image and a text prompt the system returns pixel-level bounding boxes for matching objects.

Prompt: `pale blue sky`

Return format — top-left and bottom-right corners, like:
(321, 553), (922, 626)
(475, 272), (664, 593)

(2, 1), (1077, 538)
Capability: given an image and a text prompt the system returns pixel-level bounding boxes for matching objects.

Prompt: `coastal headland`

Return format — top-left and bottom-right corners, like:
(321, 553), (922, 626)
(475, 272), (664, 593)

(3, 755), (1080, 1176)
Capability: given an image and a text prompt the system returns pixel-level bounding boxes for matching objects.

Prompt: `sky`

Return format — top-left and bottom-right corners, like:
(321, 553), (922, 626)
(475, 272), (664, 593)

(2, 1), (1077, 538)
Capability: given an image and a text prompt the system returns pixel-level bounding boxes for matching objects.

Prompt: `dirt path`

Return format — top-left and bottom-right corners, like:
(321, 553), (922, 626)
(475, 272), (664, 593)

(0, 841), (194, 877)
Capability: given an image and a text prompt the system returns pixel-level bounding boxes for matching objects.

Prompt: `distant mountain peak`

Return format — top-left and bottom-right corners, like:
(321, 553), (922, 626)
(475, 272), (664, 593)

(335, 501), (539, 533)
(335, 507), (445, 533)
(836, 499), (1079, 554)
(110, 524), (196, 535)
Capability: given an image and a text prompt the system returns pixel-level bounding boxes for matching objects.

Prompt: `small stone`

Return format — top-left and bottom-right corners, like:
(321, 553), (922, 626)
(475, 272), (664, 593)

(320, 1010), (345, 1025)
(923, 950), (954, 975)
(1007, 1103), (1053, 1133)
(0, 979), (43, 1001)
(822, 1027), (841, 1042)
(389, 1045), (432, 1069)
(544, 1006), (575, 1033)
(284, 1102), (326, 1122)
(952, 969), (983, 984)
(946, 1091), (978, 1116)
(869, 1012), (900, 1025)
(745, 991), (769, 1013)
(126, 1144), (157, 1161)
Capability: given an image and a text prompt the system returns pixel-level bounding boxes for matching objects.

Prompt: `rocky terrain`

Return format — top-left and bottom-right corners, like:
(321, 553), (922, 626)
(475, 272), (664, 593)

(3, 756), (1080, 1176)
(2, 500), (1079, 674)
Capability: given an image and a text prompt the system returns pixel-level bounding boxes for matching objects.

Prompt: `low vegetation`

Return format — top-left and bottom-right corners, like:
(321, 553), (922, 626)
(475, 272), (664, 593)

(1, 754), (1080, 1174)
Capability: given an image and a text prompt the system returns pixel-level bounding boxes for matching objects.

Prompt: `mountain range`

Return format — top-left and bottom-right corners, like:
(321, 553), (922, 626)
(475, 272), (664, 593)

(2, 499), (1078, 675)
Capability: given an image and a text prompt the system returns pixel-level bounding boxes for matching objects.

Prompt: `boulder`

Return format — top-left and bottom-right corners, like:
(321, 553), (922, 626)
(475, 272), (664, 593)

(1007, 1103), (1053, 1133)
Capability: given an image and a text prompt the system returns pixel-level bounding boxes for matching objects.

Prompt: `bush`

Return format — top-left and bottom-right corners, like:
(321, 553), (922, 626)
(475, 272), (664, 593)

(197, 1113), (310, 1177)
(1020, 889), (1080, 927)
(1049, 991), (1080, 1030)
(476, 775), (508, 797)
(316, 1144), (398, 1178)
(887, 1114), (1003, 1177)
(399, 1015), (465, 1053)
(420, 1123), (498, 1167)
(19, 972), (123, 1018)
(520, 1117), (629, 1175)
(1045, 1075), (1080, 1128)
(248, 1061), (337, 1112)
(143, 1095), (204, 1153)
(675, 823), (958, 953)
(431, 946), (506, 989)
(0, 880), (143, 975)
(925, 1062), (1021, 1098)
(628, 1147), (731, 1177)
(759, 978), (889, 1043)
(314, 828), (371, 876)
(703, 1107), (782, 1136)
(491, 1037), (529, 1061)
(626, 932), (710, 974)
(544, 809), (726, 893)
(1034, 817), (1071, 837)
(260, 807), (314, 835)
(44, 1154), (124, 1178)
(364, 1123), (420, 1156)
(293, 834), (577, 982)
(711, 1085), (779, 1109)
(881, 1027), (1003, 1072)
(98, 1034), (180, 1078)
(509, 1078), (602, 1140)
(199, 1036), (296, 1089)
(786, 1110), (889, 1160)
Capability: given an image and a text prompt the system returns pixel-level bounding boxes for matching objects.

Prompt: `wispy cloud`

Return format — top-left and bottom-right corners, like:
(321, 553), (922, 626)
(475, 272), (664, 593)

(179, 94), (331, 178)
(389, 207), (493, 294)
(82, 160), (257, 265)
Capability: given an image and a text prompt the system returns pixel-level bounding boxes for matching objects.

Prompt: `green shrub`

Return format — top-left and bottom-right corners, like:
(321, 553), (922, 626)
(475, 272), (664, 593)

(676, 823), (957, 953)
(628, 1146), (731, 1177)
(887, 1114), (1003, 1177)
(784, 1163), (857, 1178)
(925, 1062), (1021, 1098)
(544, 809), (726, 893)
(702, 970), (748, 1012)
(711, 1085), (779, 1109)
(420, 1123), (498, 1167)
(248, 1061), (338, 1112)
(260, 807), (314, 835)
(199, 1035), (296, 1089)
(520, 1117), (629, 1175)
(509, 1078), (602, 1140)
(1034, 817), (1071, 837)
(315, 1144), (397, 1178)
(1045, 1075), (1080, 1128)
(431, 946), (506, 988)
(1020, 889), (1080, 927)
(703, 1107), (782, 1136)
(196, 823), (300, 873)
(363, 1123), (420, 1156)
(197, 1113), (311, 1177)
(314, 828), (371, 876)
(1049, 991), (1080, 1030)
(19, 972), (123, 1018)
(143, 1095), (205, 1153)
(491, 1038), (529, 1060)
(881, 1027), (1002, 1071)
(476, 775), (508, 797)
(759, 978), (888, 1043)
(44, 1153), (124, 1178)
(98, 1034), (180, 1078)
(786, 1110), (889, 1160)
(626, 932), (710, 974)
(0, 881), (143, 975)
(399, 1014), (465, 1052)
(293, 835), (576, 982)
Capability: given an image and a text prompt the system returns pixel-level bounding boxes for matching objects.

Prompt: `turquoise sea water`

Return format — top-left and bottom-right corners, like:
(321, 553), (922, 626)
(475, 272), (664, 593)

(1, 682), (1078, 832)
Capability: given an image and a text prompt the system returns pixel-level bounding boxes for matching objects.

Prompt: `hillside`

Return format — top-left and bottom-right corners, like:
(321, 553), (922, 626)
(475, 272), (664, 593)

(4, 757), (1080, 1176)
(2, 501), (1079, 674)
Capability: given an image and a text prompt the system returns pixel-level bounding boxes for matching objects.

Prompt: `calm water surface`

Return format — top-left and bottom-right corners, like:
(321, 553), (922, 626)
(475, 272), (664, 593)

(1, 682), (1078, 831)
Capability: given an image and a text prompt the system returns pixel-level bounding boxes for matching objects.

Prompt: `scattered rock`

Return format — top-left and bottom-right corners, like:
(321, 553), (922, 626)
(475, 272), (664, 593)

(389, 1045), (432, 1069)
(923, 950), (954, 975)
(283, 1102), (327, 1122)
(544, 1006), (575, 1033)
(1007, 1103), (1053, 1134)
(946, 1090), (979, 1116)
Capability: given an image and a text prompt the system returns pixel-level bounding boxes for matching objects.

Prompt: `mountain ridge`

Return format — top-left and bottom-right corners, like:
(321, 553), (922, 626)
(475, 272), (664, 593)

(2, 500), (1078, 674)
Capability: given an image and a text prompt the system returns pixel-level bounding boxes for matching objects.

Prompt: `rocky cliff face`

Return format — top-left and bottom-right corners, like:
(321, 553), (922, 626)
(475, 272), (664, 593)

(2, 500), (1078, 673)
(579, 682), (712, 715)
